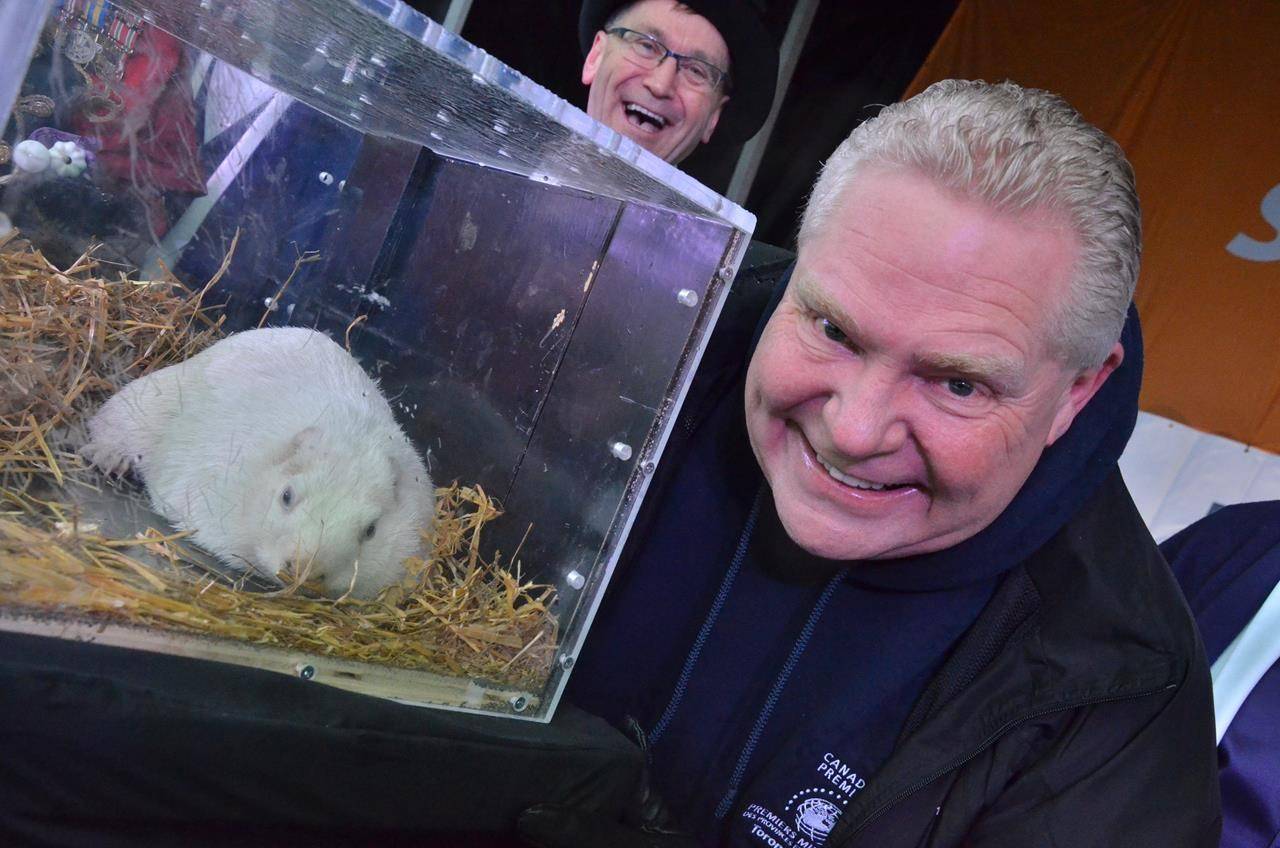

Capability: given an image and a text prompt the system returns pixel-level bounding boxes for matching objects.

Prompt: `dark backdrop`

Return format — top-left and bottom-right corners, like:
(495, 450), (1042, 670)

(405, 1), (959, 249)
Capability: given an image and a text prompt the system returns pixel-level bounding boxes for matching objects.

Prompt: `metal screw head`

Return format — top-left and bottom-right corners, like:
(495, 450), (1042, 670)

(558, 654), (575, 671)
(610, 441), (633, 462)
(641, 460), (656, 475)
(676, 289), (699, 308)
(317, 171), (335, 186)
(509, 695), (529, 713)
(296, 663), (316, 680)
(565, 570), (586, 590)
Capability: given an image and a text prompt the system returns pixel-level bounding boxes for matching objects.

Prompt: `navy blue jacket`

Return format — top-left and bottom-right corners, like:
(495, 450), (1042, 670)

(1165, 501), (1280, 848)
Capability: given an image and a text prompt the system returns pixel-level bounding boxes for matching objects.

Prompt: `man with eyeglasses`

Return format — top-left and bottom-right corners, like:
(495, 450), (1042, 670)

(578, 0), (778, 165)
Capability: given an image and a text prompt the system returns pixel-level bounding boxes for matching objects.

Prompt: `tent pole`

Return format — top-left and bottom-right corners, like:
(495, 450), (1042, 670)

(727, 0), (821, 207)
(443, 0), (475, 34)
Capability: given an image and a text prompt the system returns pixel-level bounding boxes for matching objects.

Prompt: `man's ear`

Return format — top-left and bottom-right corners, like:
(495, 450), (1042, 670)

(581, 31), (608, 86)
(1046, 342), (1124, 446)
(700, 95), (728, 144)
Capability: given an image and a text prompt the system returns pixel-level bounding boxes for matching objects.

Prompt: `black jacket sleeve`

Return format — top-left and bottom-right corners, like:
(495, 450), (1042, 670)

(962, 659), (1221, 847)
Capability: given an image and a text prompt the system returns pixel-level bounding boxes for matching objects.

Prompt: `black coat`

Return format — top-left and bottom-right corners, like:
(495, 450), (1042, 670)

(833, 471), (1221, 847)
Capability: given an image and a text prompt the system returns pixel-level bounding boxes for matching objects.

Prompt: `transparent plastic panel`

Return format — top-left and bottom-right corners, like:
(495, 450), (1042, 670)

(137, 0), (750, 231)
(0, 0), (752, 720)
(0, 0), (57, 126)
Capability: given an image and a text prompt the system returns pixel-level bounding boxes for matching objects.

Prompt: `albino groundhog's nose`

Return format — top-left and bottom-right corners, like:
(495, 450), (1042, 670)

(280, 560), (325, 589)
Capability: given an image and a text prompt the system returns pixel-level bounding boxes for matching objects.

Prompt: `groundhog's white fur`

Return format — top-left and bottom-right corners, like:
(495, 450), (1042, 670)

(82, 327), (434, 600)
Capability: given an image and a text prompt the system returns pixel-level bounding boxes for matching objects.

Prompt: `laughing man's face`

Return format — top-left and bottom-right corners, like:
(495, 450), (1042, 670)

(582, 0), (729, 165)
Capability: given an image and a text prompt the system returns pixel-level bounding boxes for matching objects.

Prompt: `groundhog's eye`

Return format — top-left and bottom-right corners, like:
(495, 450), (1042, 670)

(281, 486), (294, 507)
(363, 521), (377, 540)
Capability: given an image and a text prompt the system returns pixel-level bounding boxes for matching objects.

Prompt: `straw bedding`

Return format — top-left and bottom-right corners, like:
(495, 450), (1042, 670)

(0, 232), (558, 694)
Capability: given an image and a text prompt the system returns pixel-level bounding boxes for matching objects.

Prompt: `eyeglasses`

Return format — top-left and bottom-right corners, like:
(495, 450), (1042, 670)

(606, 27), (730, 93)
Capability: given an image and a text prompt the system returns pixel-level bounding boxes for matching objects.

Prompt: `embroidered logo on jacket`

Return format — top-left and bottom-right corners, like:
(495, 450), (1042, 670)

(794, 795), (841, 842)
(740, 752), (868, 847)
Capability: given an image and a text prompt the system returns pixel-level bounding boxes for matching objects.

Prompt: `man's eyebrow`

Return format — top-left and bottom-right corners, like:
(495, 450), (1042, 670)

(793, 276), (1025, 393)
(913, 351), (1025, 394)
(792, 276), (864, 339)
(632, 23), (724, 66)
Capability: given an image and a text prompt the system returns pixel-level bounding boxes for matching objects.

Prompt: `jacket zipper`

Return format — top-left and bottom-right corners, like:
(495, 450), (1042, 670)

(838, 682), (1178, 845)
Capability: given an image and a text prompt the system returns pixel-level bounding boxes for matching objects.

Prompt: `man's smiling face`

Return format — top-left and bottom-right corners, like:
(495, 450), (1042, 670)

(582, 0), (729, 164)
(745, 166), (1121, 562)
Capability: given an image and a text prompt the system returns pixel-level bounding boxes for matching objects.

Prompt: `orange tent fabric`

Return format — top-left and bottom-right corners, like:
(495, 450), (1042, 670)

(903, 0), (1280, 451)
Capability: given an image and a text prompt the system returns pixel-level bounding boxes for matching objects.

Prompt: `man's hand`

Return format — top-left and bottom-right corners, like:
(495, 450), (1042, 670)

(519, 716), (701, 847)
(517, 804), (701, 848)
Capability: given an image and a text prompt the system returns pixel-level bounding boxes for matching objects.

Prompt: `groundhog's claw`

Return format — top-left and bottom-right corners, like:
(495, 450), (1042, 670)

(80, 440), (138, 478)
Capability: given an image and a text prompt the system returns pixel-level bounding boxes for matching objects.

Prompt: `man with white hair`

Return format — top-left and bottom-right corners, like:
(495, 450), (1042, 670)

(521, 80), (1220, 847)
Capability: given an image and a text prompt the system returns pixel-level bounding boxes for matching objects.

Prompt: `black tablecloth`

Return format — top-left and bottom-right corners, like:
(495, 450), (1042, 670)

(0, 632), (642, 847)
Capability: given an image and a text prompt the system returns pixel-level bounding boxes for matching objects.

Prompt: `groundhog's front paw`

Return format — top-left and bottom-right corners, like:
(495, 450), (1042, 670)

(80, 440), (141, 479)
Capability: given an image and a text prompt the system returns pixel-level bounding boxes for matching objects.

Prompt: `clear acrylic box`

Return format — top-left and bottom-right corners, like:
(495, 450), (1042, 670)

(0, 0), (753, 720)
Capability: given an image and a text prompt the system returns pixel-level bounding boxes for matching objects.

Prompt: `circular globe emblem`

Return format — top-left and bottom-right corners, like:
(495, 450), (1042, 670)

(63, 30), (102, 66)
(795, 797), (841, 843)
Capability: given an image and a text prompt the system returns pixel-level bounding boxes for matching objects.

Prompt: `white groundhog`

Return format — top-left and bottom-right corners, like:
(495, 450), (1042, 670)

(81, 327), (434, 600)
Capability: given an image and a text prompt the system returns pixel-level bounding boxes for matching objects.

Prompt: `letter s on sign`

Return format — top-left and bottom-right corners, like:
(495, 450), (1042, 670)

(1227, 183), (1280, 262)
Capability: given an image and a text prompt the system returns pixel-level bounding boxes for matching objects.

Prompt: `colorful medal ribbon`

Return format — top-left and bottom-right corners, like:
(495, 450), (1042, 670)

(56, 0), (144, 80)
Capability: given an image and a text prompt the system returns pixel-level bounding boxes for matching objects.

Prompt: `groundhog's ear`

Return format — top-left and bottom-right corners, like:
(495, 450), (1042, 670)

(388, 440), (429, 508)
(389, 445), (412, 505)
(390, 457), (404, 505)
(272, 426), (322, 470)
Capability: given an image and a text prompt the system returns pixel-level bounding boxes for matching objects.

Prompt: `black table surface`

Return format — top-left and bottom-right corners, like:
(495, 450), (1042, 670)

(0, 630), (642, 847)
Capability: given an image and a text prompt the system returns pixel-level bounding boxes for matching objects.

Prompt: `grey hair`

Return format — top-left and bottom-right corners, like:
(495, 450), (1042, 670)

(606, 2), (700, 31)
(604, 2), (639, 28)
(799, 79), (1141, 370)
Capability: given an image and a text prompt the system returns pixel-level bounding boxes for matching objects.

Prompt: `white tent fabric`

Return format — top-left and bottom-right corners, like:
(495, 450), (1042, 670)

(1209, 581), (1280, 743)
(1119, 411), (1280, 543)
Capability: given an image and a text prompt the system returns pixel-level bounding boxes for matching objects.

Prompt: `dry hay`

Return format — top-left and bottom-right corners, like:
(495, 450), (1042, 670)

(0, 229), (226, 490)
(0, 233), (558, 694)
